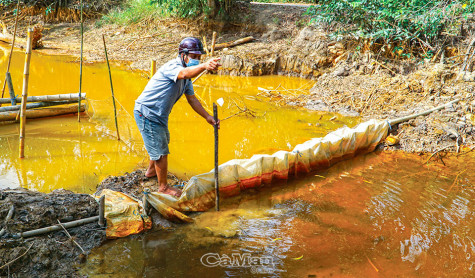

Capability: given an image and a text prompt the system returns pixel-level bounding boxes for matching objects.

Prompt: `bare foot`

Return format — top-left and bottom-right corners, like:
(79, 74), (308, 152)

(144, 170), (157, 178)
(158, 185), (182, 197)
(166, 187), (182, 198)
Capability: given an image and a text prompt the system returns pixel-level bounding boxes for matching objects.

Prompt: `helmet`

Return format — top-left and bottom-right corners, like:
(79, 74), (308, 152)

(178, 37), (205, 55)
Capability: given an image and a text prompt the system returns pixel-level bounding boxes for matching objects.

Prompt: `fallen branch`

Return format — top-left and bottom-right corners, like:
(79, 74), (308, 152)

(57, 220), (85, 254)
(425, 145), (453, 164)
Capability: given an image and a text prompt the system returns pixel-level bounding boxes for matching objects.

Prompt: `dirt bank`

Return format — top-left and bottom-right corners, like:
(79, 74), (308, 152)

(0, 188), (105, 277)
(1, 2), (473, 156)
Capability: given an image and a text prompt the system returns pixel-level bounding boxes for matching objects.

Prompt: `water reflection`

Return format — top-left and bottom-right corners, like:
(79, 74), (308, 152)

(82, 151), (475, 277)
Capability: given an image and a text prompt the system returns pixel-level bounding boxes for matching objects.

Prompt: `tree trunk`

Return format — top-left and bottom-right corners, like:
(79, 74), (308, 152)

(207, 0), (217, 17)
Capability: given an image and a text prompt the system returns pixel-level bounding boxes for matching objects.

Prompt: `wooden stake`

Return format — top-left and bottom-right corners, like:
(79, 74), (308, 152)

(5, 72), (15, 105)
(78, 0), (84, 122)
(19, 28), (32, 159)
(213, 103), (219, 211)
(102, 34), (120, 141)
(150, 60), (157, 78)
(202, 36), (210, 56)
(0, 0), (21, 105)
(211, 31), (217, 57)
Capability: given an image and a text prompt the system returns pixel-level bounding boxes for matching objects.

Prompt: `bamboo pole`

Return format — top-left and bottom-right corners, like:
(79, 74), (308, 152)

(102, 34), (120, 140)
(213, 103), (219, 211)
(0, 104), (85, 122)
(192, 69), (208, 84)
(78, 0), (84, 122)
(202, 36), (210, 56)
(0, 93), (86, 104)
(13, 216), (99, 238)
(211, 31), (217, 57)
(388, 98), (461, 126)
(0, 0), (21, 104)
(5, 72), (15, 105)
(19, 28), (32, 159)
(0, 100), (77, 113)
(150, 60), (157, 78)
(209, 36), (254, 51)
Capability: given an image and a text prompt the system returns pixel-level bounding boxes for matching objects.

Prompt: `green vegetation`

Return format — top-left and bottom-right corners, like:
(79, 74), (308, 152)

(306, 0), (475, 56)
(101, 0), (233, 25)
(254, 0), (315, 3)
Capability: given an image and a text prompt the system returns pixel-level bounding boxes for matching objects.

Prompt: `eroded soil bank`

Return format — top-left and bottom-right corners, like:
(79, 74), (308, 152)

(2, 2), (473, 155)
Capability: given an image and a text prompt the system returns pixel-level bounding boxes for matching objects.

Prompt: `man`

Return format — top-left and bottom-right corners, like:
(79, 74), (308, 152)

(134, 37), (221, 197)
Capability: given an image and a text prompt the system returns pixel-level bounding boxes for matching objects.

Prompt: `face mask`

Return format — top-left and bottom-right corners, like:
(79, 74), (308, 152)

(186, 58), (200, 67)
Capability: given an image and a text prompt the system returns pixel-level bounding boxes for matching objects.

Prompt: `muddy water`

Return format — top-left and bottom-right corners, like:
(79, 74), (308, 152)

(0, 44), (358, 192)
(81, 151), (475, 277)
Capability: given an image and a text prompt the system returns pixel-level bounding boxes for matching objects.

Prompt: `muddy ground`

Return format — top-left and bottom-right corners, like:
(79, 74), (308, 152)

(0, 188), (105, 278)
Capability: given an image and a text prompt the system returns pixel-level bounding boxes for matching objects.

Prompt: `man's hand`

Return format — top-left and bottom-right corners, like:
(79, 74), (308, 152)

(206, 115), (220, 129)
(204, 58), (221, 71)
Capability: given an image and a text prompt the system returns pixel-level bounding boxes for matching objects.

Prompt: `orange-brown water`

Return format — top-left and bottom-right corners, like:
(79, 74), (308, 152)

(0, 43), (358, 192)
(82, 151), (475, 277)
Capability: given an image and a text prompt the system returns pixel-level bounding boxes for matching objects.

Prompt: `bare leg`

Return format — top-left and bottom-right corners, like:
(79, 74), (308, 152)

(154, 155), (181, 197)
(145, 160), (156, 178)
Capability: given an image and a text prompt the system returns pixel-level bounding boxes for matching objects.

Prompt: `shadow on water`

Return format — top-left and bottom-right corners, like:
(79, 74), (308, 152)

(81, 150), (475, 277)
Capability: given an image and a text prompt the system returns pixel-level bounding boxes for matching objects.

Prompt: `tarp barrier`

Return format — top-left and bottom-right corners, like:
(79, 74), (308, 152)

(100, 119), (389, 236)
(98, 189), (152, 239)
(147, 119), (389, 221)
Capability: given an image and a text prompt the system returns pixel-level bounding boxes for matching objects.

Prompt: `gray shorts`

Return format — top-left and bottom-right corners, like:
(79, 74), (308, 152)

(134, 110), (170, 161)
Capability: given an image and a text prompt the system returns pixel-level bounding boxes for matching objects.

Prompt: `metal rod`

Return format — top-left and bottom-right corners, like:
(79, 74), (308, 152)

(19, 28), (33, 159)
(6, 72), (15, 105)
(13, 216), (99, 238)
(78, 0), (84, 122)
(0, 100), (77, 113)
(98, 195), (105, 227)
(213, 103), (219, 211)
(0, 93), (86, 104)
(0, 0), (21, 103)
(102, 34), (120, 141)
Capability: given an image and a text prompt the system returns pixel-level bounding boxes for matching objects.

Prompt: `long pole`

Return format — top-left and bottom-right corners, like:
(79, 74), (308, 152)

(78, 0), (84, 122)
(19, 28), (33, 159)
(103, 34), (120, 140)
(0, 0), (21, 105)
(213, 103), (219, 211)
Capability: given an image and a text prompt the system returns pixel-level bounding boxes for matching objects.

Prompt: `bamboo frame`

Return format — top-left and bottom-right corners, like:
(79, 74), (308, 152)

(19, 28), (32, 159)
